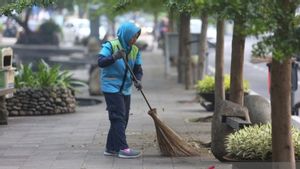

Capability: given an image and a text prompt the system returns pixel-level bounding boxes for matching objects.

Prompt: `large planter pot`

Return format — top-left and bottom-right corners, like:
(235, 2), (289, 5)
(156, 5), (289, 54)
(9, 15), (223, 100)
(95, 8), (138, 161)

(199, 92), (249, 103)
(199, 92), (215, 103)
(6, 87), (76, 116)
(199, 92), (231, 103)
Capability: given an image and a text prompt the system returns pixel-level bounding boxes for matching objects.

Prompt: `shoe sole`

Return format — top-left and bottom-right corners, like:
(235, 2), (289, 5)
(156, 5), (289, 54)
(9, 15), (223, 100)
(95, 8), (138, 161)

(118, 153), (142, 159)
(104, 152), (117, 156)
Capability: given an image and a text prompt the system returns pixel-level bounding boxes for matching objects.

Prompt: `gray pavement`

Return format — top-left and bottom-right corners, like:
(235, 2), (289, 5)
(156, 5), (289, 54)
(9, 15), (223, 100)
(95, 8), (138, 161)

(0, 43), (231, 169)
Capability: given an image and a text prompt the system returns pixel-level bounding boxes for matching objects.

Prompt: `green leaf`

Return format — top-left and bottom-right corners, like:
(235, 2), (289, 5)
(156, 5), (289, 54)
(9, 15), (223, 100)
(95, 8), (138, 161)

(15, 59), (85, 90)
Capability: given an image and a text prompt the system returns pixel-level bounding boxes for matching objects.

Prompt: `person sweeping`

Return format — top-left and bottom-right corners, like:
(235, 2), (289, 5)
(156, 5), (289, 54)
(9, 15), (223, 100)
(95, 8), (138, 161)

(98, 21), (143, 159)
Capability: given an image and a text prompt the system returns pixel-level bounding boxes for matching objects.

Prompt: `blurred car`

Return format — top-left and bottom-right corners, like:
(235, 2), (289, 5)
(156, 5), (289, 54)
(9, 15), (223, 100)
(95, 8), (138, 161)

(63, 18), (90, 44)
(190, 19), (217, 47)
(62, 18), (108, 44)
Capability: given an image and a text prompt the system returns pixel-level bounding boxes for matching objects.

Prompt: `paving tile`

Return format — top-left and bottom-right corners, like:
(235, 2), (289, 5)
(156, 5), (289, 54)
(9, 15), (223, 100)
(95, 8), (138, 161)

(0, 167), (20, 169)
(0, 49), (227, 169)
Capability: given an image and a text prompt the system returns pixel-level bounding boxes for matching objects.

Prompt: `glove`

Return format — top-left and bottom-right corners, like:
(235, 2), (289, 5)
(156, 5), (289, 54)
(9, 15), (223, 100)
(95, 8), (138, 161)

(134, 80), (142, 90)
(112, 49), (126, 61)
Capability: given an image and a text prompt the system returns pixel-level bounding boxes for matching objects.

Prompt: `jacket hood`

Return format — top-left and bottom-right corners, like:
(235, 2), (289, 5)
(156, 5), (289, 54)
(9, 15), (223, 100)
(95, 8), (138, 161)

(117, 21), (141, 53)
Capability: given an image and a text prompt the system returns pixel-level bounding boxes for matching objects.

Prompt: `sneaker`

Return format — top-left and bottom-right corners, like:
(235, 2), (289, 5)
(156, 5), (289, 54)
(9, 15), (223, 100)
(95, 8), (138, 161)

(104, 149), (117, 156)
(118, 148), (141, 159)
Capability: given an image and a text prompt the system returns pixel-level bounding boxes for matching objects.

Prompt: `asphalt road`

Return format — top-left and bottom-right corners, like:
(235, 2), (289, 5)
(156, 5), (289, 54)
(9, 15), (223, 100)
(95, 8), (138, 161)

(207, 35), (300, 106)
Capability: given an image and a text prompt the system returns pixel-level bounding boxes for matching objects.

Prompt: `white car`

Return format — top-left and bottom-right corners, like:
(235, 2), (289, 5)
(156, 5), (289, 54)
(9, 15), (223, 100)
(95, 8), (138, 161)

(63, 18), (108, 44)
(63, 18), (90, 44)
(190, 19), (217, 46)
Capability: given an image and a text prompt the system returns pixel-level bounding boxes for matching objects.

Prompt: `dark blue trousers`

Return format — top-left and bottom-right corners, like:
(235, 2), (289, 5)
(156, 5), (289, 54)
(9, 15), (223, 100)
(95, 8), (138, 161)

(103, 92), (130, 152)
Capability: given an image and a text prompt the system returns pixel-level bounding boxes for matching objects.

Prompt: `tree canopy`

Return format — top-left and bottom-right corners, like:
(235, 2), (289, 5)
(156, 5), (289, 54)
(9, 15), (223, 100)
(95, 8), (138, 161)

(0, 0), (56, 16)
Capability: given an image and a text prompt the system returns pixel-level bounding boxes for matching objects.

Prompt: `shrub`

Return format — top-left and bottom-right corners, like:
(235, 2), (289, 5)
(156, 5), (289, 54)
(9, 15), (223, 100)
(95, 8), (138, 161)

(15, 59), (86, 90)
(225, 123), (300, 160)
(195, 75), (250, 93)
(17, 20), (61, 45)
(39, 20), (61, 35)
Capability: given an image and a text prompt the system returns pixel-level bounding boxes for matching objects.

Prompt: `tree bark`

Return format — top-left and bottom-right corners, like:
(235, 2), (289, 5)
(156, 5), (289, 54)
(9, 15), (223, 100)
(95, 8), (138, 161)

(197, 12), (208, 81)
(214, 19), (225, 105)
(11, 8), (32, 34)
(110, 19), (116, 38)
(211, 18), (226, 161)
(181, 12), (192, 89)
(175, 13), (186, 83)
(153, 12), (158, 40)
(271, 0), (296, 168)
(89, 7), (100, 40)
(271, 59), (295, 169)
(229, 16), (245, 105)
(168, 7), (175, 33)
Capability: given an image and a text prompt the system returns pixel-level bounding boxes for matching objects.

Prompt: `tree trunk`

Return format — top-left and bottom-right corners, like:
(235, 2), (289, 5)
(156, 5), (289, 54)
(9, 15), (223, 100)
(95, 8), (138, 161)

(11, 8), (32, 34)
(271, 0), (295, 167)
(214, 20), (225, 104)
(177, 12), (187, 84)
(89, 7), (100, 40)
(229, 17), (245, 105)
(168, 7), (176, 33)
(180, 12), (192, 89)
(153, 12), (158, 40)
(197, 12), (208, 81)
(271, 59), (295, 169)
(211, 19), (226, 161)
(110, 19), (116, 38)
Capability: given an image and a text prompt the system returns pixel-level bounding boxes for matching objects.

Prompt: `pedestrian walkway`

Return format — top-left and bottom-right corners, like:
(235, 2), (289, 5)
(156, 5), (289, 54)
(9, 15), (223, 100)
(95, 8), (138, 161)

(0, 47), (231, 169)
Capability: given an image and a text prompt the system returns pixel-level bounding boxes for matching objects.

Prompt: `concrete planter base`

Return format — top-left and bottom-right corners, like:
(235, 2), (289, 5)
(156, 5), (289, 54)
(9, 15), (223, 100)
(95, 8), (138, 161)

(223, 156), (300, 169)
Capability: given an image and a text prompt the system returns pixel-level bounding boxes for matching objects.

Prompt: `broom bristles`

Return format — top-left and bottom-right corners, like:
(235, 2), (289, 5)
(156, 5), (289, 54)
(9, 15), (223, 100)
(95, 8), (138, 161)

(148, 108), (201, 156)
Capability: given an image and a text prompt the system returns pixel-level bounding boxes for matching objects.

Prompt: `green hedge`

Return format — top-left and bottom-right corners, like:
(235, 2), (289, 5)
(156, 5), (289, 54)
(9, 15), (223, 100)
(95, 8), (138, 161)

(195, 75), (249, 93)
(225, 123), (300, 160)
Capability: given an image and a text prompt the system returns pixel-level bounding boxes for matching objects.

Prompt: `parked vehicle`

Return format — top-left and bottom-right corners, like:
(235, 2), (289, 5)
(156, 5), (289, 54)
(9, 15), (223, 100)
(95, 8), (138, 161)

(190, 19), (217, 47)
(62, 18), (90, 44)
(62, 18), (108, 45)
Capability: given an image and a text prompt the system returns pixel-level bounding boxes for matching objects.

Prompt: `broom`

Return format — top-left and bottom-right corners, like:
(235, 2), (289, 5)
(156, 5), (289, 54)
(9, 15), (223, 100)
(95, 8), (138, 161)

(120, 49), (200, 156)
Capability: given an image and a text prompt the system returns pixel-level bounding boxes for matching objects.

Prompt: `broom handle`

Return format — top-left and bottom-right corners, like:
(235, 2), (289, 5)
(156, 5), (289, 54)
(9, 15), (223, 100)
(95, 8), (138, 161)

(123, 58), (153, 110)
(117, 46), (153, 110)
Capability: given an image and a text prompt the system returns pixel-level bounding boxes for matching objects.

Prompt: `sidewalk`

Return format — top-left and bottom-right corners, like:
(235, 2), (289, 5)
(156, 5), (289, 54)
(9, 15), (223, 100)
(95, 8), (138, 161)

(0, 47), (231, 169)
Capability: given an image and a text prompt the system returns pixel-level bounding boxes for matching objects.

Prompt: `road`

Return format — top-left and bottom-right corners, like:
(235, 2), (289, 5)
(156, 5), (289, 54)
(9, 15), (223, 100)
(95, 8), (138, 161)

(207, 35), (300, 106)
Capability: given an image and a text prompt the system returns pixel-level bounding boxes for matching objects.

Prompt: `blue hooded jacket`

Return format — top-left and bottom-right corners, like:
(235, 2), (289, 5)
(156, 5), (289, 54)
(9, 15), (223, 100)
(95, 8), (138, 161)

(98, 22), (143, 95)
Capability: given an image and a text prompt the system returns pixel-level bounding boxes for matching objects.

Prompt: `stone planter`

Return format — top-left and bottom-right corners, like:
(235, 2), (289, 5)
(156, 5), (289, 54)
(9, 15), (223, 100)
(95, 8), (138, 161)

(6, 87), (76, 116)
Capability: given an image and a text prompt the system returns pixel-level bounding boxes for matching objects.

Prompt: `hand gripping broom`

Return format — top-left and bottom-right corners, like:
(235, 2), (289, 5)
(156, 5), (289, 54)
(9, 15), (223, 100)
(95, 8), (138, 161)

(120, 49), (200, 156)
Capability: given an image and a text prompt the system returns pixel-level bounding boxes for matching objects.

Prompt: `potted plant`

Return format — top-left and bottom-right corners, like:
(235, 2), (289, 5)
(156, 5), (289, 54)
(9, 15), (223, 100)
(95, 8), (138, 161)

(224, 123), (300, 169)
(6, 60), (86, 116)
(195, 75), (250, 104)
